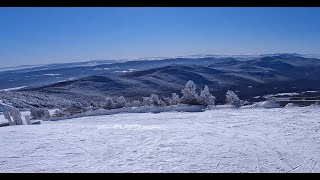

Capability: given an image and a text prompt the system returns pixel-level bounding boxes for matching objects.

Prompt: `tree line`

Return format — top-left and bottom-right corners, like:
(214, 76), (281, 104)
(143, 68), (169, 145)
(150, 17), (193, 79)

(29, 80), (242, 120)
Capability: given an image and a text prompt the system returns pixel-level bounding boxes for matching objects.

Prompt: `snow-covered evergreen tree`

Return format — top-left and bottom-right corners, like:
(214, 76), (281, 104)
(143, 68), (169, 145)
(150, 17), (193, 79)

(131, 100), (142, 107)
(149, 94), (160, 106)
(180, 80), (199, 105)
(141, 94), (161, 106)
(226, 90), (241, 108)
(89, 102), (100, 110)
(30, 107), (51, 119)
(163, 97), (173, 106)
(125, 101), (132, 107)
(142, 97), (151, 106)
(52, 109), (65, 117)
(30, 108), (41, 119)
(116, 96), (126, 108)
(63, 103), (85, 116)
(43, 109), (51, 118)
(104, 97), (115, 110)
(171, 93), (179, 105)
(198, 85), (215, 106)
(159, 99), (167, 107)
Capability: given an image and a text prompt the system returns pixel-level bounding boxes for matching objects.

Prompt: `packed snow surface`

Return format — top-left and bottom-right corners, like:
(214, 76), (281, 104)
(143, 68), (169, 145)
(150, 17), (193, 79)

(1, 106), (320, 172)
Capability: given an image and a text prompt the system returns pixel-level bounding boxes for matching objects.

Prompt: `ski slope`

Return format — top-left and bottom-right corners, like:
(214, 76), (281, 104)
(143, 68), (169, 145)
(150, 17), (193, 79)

(0, 106), (320, 172)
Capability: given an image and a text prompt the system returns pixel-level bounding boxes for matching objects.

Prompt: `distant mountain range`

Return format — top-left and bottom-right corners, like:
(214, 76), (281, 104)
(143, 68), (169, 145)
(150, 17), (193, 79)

(10, 53), (319, 104)
(1, 53), (319, 91)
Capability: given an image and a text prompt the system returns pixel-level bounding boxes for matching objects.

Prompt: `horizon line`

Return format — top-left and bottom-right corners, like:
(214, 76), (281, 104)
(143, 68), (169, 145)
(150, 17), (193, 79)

(1, 52), (320, 70)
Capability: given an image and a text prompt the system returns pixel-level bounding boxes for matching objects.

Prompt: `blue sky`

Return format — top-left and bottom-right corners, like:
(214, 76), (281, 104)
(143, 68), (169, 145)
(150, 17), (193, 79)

(0, 7), (320, 67)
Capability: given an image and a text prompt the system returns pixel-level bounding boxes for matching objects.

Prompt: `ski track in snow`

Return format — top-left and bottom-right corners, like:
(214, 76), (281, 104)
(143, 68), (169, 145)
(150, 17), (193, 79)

(0, 106), (320, 172)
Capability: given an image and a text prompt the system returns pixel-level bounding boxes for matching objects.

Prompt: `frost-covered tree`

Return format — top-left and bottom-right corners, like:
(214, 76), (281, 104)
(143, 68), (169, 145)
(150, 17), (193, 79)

(125, 101), (132, 107)
(171, 93), (179, 105)
(241, 100), (251, 106)
(115, 96), (126, 108)
(89, 102), (100, 110)
(10, 109), (23, 125)
(104, 97), (115, 110)
(163, 97), (173, 106)
(180, 80), (199, 105)
(30, 108), (40, 119)
(43, 109), (51, 118)
(159, 99), (167, 107)
(149, 94), (160, 106)
(30, 107), (51, 119)
(0, 91), (82, 110)
(226, 90), (241, 108)
(142, 97), (151, 106)
(94, 101), (105, 109)
(198, 85), (215, 106)
(163, 93), (180, 106)
(142, 94), (161, 106)
(64, 103), (86, 115)
(52, 109), (65, 117)
(131, 100), (142, 107)
(259, 97), (280, 108)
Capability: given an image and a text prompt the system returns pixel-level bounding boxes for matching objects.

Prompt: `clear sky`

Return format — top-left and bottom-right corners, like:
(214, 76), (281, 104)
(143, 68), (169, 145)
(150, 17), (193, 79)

(0, 7), (320, 67)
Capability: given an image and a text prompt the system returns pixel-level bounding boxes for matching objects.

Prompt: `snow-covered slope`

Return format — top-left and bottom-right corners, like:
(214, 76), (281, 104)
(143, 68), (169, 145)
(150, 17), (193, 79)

(1, 106), (320, 172)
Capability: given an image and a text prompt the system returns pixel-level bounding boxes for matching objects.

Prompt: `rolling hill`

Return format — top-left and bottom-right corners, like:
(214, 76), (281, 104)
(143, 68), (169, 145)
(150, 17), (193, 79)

(18, 54), (320, 105)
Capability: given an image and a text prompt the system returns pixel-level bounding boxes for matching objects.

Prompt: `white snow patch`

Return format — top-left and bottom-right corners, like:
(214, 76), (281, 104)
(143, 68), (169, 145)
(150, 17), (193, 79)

(24, 75), (39, 78)
(44, 74), (61, 76)
(57, 78), (75, 83)
(48, 109), (59, 116)
(284, 103), (299, 108)
(93, 68), (110, 71)
(76, 62), (100, 67)
(0, 65), (42, 72)
(302, 91), (319, 94)
(0, 86), (28, 91)
(264, 92), (300, 98)
(275, 92), (300, 96)
(253, 99), (280, 108)
(115, 71), (128, 73)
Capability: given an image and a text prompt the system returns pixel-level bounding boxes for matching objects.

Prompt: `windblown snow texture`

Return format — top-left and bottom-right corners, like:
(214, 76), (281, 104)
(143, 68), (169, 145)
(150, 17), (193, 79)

(0, 106), (319, 172)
